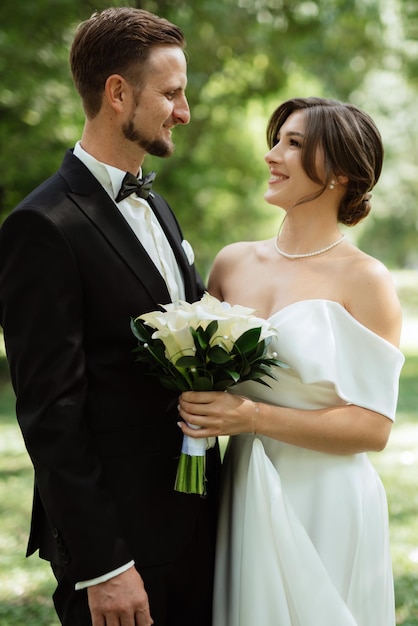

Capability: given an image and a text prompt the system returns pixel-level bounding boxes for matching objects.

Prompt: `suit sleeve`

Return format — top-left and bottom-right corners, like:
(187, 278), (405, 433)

(0, 208), (133, 582)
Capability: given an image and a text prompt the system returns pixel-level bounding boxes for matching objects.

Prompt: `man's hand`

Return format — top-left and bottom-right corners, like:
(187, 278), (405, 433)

(87, 566), (153, 626)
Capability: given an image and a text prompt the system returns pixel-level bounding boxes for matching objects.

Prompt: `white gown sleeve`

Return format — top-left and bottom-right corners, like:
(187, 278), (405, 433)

(233, 300), (404, 421)
(290, 300), (405, 420)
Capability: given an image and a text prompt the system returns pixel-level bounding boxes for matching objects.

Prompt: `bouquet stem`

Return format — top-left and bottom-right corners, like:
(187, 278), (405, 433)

(174, 452), (206, 495)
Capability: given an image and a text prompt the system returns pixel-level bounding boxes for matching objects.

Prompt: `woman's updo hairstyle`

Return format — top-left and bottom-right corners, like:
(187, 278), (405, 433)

(266, 97), (383, 226)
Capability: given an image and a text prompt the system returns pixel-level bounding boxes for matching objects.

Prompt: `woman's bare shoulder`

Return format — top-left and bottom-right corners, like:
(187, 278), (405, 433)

(214, 240), (258, 261)
(208, 241), (262, 299)
(343, 249), (402, 346)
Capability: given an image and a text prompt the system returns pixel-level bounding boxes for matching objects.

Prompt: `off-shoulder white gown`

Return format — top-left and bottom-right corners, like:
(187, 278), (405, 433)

(213, 300), (404, 626)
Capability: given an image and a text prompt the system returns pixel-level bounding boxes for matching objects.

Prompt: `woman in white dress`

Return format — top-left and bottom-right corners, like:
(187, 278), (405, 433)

(178, 97), (404, 626)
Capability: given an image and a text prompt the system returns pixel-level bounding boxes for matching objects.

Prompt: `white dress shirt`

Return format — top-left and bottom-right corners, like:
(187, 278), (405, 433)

(72, 142), (194, 590)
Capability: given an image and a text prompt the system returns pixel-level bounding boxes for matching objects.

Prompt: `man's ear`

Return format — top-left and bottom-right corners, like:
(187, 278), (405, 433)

(104, 74), (130, 113)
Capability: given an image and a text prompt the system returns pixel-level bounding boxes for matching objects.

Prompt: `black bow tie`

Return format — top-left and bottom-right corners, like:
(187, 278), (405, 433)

(115, 171), (156, 202)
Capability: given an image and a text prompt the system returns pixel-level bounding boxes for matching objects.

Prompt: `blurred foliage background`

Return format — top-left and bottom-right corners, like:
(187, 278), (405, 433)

(1, 3), (418, 623)
(1, 0), (418, 277)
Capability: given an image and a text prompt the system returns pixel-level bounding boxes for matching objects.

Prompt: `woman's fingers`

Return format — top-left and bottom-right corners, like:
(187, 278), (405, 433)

(178, 393), (253, 437)
(177, 420), (214, 438)
(181, 390), (220, 403)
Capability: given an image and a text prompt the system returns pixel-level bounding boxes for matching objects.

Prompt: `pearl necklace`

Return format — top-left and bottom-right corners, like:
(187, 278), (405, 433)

(274, 234), (346, 259)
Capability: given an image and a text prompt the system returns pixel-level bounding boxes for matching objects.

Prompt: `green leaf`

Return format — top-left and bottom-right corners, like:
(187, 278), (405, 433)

(222, 369), (241, 383)
(192, 376), (214, 391)
(238, 358), (252, 377)
(249, 377), (273, 388)
(205, 320), (219, 340)
(253, 340), (267, 359)
(233, 327), (261, 354)
(175, 355), (202, 368)
(191, 326), (209, 351)
(161, 373), (191, 391)
(207, 345), (231, 364)
(213, 379), (236, 391)
(159, 377), (183, 391)
(130, 318), (153, 343)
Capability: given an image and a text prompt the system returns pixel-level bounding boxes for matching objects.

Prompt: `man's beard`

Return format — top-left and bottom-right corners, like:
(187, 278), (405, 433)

(122, 116), (174, 158)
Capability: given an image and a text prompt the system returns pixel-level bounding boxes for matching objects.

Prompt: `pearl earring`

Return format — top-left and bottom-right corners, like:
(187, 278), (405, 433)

(329, 180), (335, 190)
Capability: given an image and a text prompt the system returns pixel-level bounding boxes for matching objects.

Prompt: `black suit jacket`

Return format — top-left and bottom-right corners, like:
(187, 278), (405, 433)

(0, 150), (220, 584)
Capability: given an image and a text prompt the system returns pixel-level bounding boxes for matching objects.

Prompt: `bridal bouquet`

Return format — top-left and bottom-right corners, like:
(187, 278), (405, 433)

(131, 293), (284, 495)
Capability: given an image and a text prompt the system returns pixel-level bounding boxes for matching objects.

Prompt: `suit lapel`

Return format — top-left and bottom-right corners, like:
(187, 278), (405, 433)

(61, 151), (171, 306)
(147, 194), (196, 301)
(60, 150), (196, 306)
(72, 190), (173, 305)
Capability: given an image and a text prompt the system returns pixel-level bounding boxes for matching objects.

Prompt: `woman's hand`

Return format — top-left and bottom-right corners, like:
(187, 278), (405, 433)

(177, 391), (255, 438)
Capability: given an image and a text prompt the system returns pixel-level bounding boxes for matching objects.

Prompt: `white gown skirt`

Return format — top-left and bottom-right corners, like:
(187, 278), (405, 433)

(212, 435), (394, 626)
(212, 301), (403, 626)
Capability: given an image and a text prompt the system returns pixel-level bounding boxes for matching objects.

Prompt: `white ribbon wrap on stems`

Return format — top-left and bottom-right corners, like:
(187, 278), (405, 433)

(181, 424), (216, 455)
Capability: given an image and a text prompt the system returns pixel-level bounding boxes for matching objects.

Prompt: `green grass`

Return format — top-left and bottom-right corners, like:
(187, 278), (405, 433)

(1, 270), (418, 625)
(370, 352), (418, 625)
(0, 383), (58, 625)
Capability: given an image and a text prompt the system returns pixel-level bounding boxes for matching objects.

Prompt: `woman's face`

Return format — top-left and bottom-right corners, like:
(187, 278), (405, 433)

(264, 109), (325, 210)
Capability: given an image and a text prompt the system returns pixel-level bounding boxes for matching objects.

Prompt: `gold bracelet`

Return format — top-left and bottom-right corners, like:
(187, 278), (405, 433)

(252, 402), (259, 435)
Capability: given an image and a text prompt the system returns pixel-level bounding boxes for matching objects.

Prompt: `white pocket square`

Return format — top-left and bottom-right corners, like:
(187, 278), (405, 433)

(181, 239), (195, 265)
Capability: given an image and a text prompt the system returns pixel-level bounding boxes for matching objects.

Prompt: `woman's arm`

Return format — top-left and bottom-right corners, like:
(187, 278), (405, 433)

(178, 391), (393, 455)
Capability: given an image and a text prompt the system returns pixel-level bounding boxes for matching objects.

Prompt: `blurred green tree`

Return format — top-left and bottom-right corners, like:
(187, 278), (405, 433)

(1, 0), (416, 273)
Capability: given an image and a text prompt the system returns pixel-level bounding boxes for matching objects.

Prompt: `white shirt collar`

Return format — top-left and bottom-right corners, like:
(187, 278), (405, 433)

(73, 141), (143, 202)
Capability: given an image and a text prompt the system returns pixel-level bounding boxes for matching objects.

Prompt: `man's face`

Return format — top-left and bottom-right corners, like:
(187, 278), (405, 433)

(122, 45), (190, 158)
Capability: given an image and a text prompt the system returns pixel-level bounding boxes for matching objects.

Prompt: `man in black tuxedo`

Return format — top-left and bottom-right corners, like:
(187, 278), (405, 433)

(0, 8), (220, 626)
